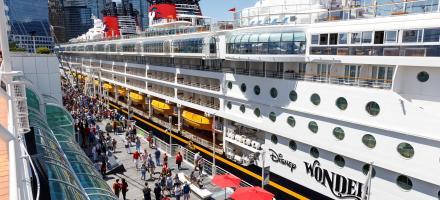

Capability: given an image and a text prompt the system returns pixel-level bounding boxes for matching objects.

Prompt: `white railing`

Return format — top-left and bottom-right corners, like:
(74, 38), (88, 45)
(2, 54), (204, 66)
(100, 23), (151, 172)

(11, 82), (30, 134)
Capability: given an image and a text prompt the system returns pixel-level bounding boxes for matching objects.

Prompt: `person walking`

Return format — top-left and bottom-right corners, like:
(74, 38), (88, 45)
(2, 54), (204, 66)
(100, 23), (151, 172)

(135, 137), (141, 152)
(154, 183), (162, 200)
(155, 149), (161, 166)
(125, 137), (131, 154)
(166, 175), (173, 196)
(197, 158), (204, 176)
(143, 182), (152, 200)
(100, 161), (107, 178)
(175, 152), (183, 170)
(121, 178), (129, 200)
(174, 185), (182, 200)
(147, 154), (155, 180)
(141, 163), (147, 180)
(133, 150), (140, 170)
(163, 153), (168, 167)
(193, 152), (200, 170)
(113, 179), (121, 198)
(183, 182), (190, 200)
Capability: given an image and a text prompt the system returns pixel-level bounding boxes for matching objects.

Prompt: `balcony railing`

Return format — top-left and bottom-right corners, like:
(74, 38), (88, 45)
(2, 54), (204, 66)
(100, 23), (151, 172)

(310, 45), (440, 57)
(178, 95), (220, 110)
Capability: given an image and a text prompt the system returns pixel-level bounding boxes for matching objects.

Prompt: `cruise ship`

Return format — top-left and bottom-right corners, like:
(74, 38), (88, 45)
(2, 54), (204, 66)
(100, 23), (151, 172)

(55, 0), (440, 199)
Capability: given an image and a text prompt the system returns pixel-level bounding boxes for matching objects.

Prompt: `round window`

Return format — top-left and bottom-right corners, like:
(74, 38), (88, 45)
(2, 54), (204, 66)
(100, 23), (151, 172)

(226, 102), (232, 109)
(227, 81), (232, 89)
(240, 83), (247, 92)
(333, 127), (345, 140)
(397, 142), (414, 159)
(310, 93), (321, 106)
(254, 85), (260, 95)
(310, 147), (319, 158)
(289, 90), (298, 102)
(336, 97), (348, 110)
(366, 101), (380, 116)
(308, 121), (318, 133)
(417, 71), (429, 82)
(287, 116), (296, 127)
(240, 105), (246, 113)
(362, 164), (376, 178)
(269, 112), (277, 122)
(437, 190), (440, 200)
(289, 140), (297, 151)
(270, 88), (278, 98)
(271, 134), (278, 144)
(362, 134), (376, 148)
(396, 175), (413, 191)
(254, 108), (261, 117)
(334, 155), (345, 167)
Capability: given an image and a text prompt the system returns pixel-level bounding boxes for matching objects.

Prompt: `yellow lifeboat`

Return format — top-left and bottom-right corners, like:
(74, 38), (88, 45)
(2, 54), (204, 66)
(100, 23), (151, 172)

(129, 92), (144, 104)
(182, 110), (212, 131)
(93, 80), (99, 86)
(103, 83), (113, 91)
(117, 87), (126, 96)
(151, 100), (173, 114)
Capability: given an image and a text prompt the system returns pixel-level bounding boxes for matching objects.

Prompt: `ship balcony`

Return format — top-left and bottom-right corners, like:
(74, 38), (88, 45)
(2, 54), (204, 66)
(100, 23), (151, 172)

(113, 65), (125, 73)
(113, 75), (125, 84)
(147, 70), (175, 83)
(148, 84), (175, 97)
(126, 78), (145, 89)
(101, 72), (112, 80)
(177, 90), (220, 110)
(310, 45), (440, 57)
(177, 74), (221, 92)
(126, 67), (146, 77)
(101, 63), (112, 71)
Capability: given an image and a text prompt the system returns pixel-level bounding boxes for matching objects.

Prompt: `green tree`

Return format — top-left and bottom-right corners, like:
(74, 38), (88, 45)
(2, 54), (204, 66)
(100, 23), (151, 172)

(9, 42), (26, 52)
(36, 47), (51, 54)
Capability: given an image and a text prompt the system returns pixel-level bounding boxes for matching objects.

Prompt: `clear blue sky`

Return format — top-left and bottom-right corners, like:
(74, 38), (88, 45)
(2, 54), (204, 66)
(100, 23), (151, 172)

(199, 0), (256, 21)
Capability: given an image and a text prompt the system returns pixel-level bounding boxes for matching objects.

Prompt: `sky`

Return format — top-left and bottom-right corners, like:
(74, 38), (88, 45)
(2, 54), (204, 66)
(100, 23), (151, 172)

(199, 0), (256, 21)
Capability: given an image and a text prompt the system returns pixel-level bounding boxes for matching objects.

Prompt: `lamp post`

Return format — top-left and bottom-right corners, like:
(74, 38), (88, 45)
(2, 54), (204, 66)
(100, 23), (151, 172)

(212, 114), (216, 176)
(168, 115), (172, 156)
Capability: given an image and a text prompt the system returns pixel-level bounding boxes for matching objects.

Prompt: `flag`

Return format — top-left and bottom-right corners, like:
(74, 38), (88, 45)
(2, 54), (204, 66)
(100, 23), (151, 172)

(228, 8), (236, 12)
(361, 162), (373, 200)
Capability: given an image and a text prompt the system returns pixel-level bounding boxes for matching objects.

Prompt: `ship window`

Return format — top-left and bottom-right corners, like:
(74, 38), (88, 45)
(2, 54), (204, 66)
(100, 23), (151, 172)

(397, 142), (414, 158)
(334, 155), (345, 167)
(227, 81), (232, 89)
(271, 134), (278, 144)
(287, 116), (296, 127)
(240, 83), (247, 92)
(351, 32), (361, 44)
(289, 140), (297, 151)
(417, 71), (429, 82)
(254, 85), (260, 95)
(294, 32), (306, 41)
(338, 33), (348, 44)
(311, 34), (319, 44)
(329, 33), (338, 45)
(333, 127), (345, 140)
(437, 190), (440, 200)
(269, 33), (282, 42)
(240, 105), (246, 113)
(308, 121), (318, 133)
(374, 31), (385, 44)
(362, 164), (376, 178)
(254, 108), (261, 117)
(319, 34), (328, 45)
(258, 33), (271, 42)
(402, 29), (423, 43)
(227, 102), (232, 109)
(241, 34), (251, 43)
(336, 97), (348, 110)
(385, 31), (398, 43)
(362, 134), (376, 148)
(396, 175), (413, 190)
(249, 34), (260, 42)
(269, 112), (276, 122)
(423, 28), (440, 42)
(289, 90), (298, 101)
(310, 147), (319, 158)
(310, 93), (321, 105)
(366, 101), (380, 116)
(281, 33), (294, 42)
(362, 31), (373, 43)
(270, 88), (278, 98)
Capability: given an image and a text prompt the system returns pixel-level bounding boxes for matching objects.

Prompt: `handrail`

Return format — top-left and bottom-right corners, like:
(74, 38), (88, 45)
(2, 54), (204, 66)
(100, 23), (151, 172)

(19, 137), (41, 200)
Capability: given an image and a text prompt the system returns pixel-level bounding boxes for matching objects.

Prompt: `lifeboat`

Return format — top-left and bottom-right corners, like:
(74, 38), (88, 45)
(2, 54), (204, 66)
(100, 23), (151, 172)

(151, 100), (173, 115)
(129, 92), (144, 104)
(182, 110), (212, 131)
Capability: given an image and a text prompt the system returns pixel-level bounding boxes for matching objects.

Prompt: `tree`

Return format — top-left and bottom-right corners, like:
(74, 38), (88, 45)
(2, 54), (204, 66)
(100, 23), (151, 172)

(9, 42), (26, 52)
(36, 47), (51, 54)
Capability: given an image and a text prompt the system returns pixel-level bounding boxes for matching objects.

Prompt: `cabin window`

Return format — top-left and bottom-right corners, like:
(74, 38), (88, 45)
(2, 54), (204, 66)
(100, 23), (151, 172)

(287, 116), (296, 127)
(289, 140), (297, 151)
(308, 121), (318, 133)
(338, 33), (348, 44)
(319, 34), (328, 45)
(362, 31), (373, 43)
(362, 134), (376, 148)
(402, 29), (423, 43)
(366, 101), (380, 116)
(423, 28), (440, 42)
(254, 108), (261, 117)
(311, 34), (319, 44)
(396, 175), (413, 191)
(310, 147), (319, 158)
(385, 31), (398, 43)
(374, 31), (384, 44)
(362, 164), (376, 177)
(336, 97), (348, 110)
(329, 33), (338, 45)
(397, 142), (415, 159)
(310, 93), (321, 106)
(333, 127), (345, 140)
(334, 155), (345, 167)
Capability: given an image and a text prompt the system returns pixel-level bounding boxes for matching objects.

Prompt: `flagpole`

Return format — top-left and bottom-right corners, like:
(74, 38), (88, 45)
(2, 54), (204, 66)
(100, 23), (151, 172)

(361, 161), (374, 200)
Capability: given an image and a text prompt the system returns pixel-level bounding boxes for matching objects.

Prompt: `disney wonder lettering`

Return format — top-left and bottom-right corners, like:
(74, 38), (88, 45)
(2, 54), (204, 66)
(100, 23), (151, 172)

(269, 149), (296, 172)
(305, 160), (364, 200)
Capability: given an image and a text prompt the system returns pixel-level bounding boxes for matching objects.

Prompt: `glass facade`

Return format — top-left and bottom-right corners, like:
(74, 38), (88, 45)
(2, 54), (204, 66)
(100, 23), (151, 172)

(172, 38), (204, 53)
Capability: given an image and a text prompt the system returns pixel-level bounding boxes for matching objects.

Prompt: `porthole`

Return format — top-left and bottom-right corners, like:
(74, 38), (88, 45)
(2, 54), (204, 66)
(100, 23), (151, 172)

(269, 112), (276, 122)
(226, 102), (232, 109)
(227, 81), (232, 89)
(366, 101), (380, 116)
(240, 105), (246, 113)
(308, 121), (318, 133)
(437, 190), (440, 200)
(270, 88), (278, 98)
(397, 142), (414, 159)
(287, 116), (296, 127)
(310, 147), (319, 158)
(333, 127), (345, 140)
(396, 175), (413, 191)
(362, 134), (376, 148)
(289, 140), (297, 151)
(289, 90), (298, 102)
(271, 134), (278, 144)
(334, 155), (345, 167)
(254, 108), (261, 117)
(254, 85), (260, 95)
(336, 97), (348, 110)
(310, 93), (321, 105)
(240, 83), (247, 92)
(362, 164), (376, 178)
(417, 71), (429, 82)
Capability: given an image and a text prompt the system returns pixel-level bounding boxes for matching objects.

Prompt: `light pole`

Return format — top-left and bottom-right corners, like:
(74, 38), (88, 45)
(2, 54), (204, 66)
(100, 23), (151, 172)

(168, 115), (172, 156)
(212, 114), (216, 175)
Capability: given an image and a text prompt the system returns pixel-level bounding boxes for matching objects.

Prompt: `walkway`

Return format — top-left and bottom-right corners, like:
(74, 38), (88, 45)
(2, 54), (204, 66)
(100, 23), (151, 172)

(97, 120), (231, 200)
